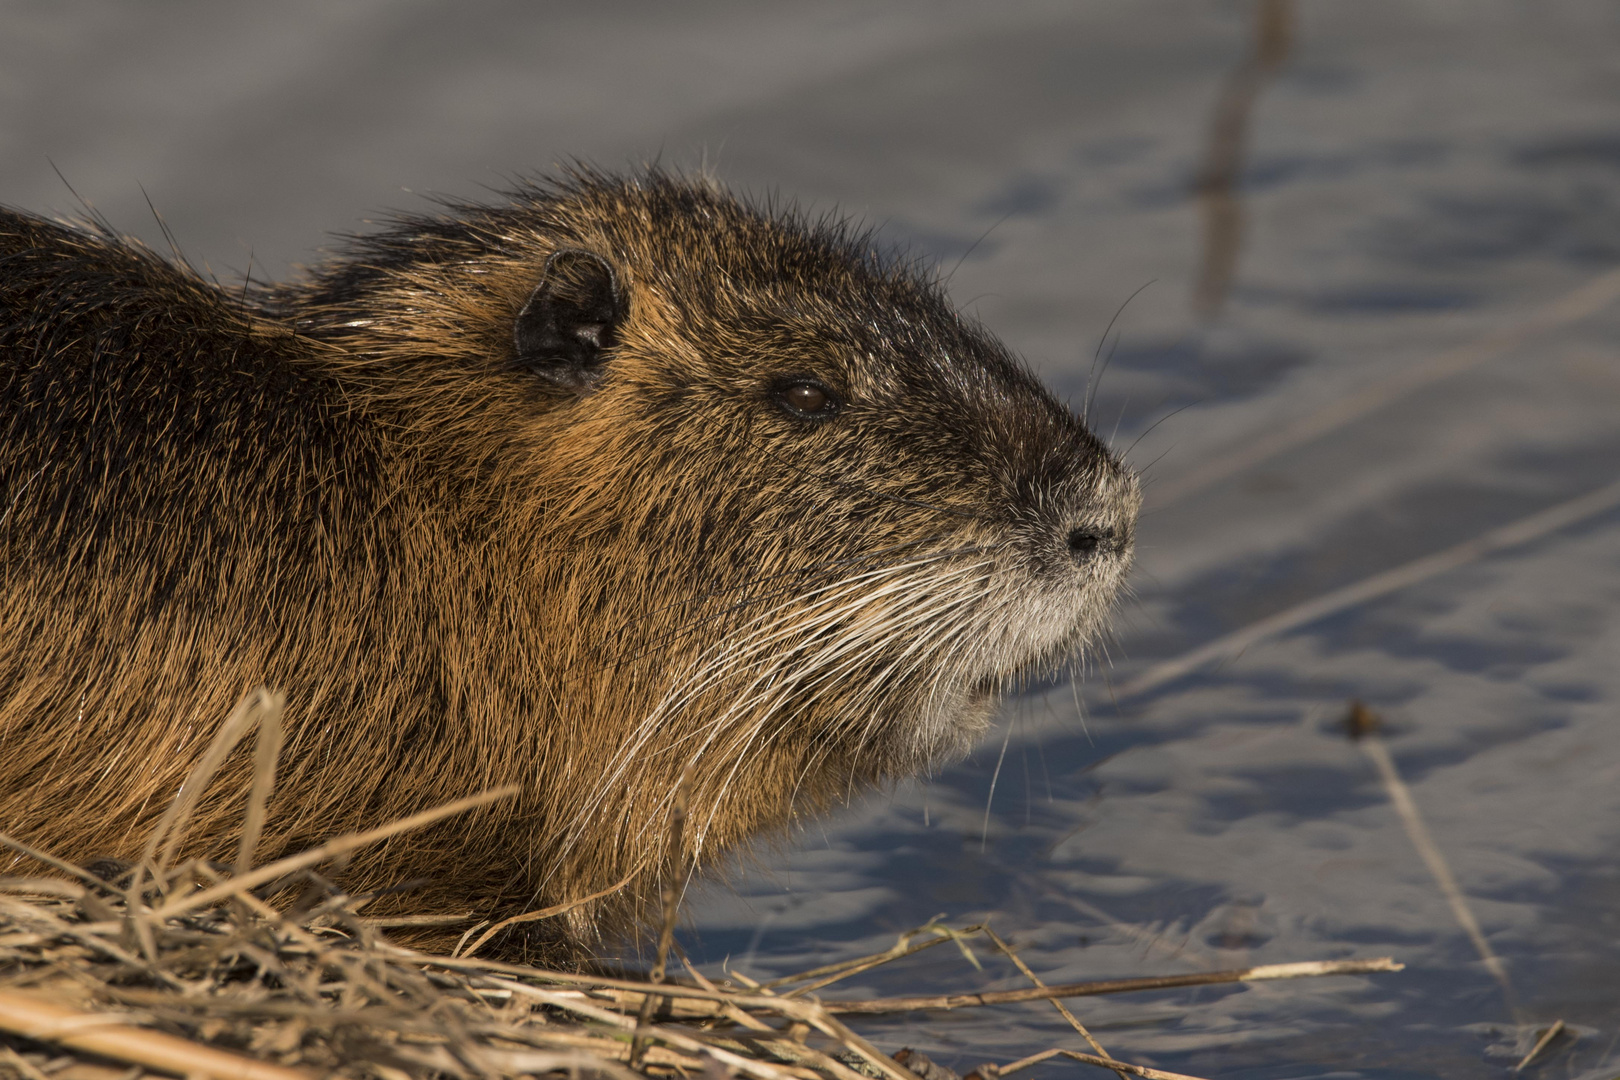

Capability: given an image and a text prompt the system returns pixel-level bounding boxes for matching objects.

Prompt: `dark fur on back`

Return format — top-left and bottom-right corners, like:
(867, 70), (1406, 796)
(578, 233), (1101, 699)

(0, 172), (1137, 961)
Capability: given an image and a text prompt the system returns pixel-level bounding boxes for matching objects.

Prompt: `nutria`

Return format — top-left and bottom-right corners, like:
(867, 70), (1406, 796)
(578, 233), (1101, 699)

(0, 171), (1138, 961)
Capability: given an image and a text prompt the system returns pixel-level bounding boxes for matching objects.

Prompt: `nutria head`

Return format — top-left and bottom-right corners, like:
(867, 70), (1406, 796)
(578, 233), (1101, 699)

(0, 171), (1136, 960)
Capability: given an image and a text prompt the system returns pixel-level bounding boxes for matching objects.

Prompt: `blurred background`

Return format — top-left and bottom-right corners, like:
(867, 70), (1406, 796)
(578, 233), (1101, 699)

(5, 2), (1620, 1077)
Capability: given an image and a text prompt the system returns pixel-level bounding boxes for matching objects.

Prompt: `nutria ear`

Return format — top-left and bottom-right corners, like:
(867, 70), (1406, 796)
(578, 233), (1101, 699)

(514, 248), (623, 391)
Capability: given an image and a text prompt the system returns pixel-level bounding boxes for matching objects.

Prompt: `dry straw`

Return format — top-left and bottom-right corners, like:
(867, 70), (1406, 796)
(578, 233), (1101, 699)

(0, 690), (1400, 1080)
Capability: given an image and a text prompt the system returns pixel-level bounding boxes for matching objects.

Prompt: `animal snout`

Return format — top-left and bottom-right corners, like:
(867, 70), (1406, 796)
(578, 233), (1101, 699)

(1065, 525), (1116, 565)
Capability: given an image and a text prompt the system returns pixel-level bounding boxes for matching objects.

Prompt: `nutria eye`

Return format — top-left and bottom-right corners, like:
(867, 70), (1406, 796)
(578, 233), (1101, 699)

(777, 381), (838, 418)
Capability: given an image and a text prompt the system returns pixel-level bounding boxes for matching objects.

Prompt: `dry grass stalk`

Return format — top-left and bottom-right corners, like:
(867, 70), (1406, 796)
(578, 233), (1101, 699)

(778, 922), (985, 998)
(1042, 1050), (1212, 1080)
(236, 691), (287, 878)
(0, 861), (1403, 1080)
(0, 988), (309, 1080)
(632, 768), (690, 1068)
(148, 785), (520, 922)
(987, 1047), (1215, 1080)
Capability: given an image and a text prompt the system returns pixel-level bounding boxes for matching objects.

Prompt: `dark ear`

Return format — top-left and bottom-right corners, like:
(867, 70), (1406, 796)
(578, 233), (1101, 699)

(514, 248), (623, 391)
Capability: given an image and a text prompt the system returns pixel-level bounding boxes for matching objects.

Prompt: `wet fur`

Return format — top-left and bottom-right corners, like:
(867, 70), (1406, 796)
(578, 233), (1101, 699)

(0, 172), (1138, 961)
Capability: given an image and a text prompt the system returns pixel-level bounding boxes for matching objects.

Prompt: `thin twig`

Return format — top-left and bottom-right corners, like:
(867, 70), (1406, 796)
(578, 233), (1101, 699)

(1349, 703), (1515, 1008)
(780, 923), (987, 997)
(982, 926), (1123, 1078)
(814, 958), (1403, 1015)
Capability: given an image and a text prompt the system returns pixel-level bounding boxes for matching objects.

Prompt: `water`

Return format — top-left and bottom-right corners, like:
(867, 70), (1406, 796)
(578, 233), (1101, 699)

(4, 3), (1619, 1076)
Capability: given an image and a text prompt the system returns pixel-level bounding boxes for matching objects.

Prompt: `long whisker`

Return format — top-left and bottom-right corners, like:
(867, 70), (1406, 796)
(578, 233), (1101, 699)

(606, 534), (946, 643)
(560, 554), (988, 851)
(1084, 279), (1155, 425)
(692, 563), (996, 848)
(647, 555), (988, 733)
(576, 550), (997, 861)
(617, 542), (996, 665)
(1121, 399), (1202, 462)
(766, 565), (993, 726)
(788, 566), (996, 794)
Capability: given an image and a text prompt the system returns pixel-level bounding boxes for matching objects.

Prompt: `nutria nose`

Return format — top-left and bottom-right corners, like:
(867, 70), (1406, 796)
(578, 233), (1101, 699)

(1067, 526), (1113, 564)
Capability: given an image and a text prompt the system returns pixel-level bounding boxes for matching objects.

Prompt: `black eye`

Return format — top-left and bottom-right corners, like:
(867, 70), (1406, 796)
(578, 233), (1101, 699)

(777, 381), (838, 418)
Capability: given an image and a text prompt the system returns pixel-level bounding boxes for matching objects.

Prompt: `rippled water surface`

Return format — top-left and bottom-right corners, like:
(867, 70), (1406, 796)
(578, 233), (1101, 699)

(5, 3), (1620, 1076)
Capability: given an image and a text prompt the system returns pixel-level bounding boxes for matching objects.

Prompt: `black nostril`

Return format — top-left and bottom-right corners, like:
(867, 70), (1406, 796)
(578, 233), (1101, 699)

(1067, 527), (1111, 562)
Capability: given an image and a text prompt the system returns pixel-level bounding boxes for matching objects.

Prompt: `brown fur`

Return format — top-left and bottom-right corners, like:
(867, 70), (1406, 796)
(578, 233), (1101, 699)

(0, 171), (1138, 961)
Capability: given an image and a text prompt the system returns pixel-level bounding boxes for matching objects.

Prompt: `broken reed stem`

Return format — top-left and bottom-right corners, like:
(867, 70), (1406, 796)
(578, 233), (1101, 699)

(994, 1049), (1213, 1080)
(236, 690), (286, 877)
(0, 989), (312, 1080)
(146, 688), (275, 873)
(770, 933), (949, 990)
(149, 784), (519, 921)
(1513, 1019), (1566, 1072)
(813, 958), (1403, 1015)
(982, 926), (1123, 1079)
(633, 767), (691, 1068)
(1349, 703), (1515, 1005)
